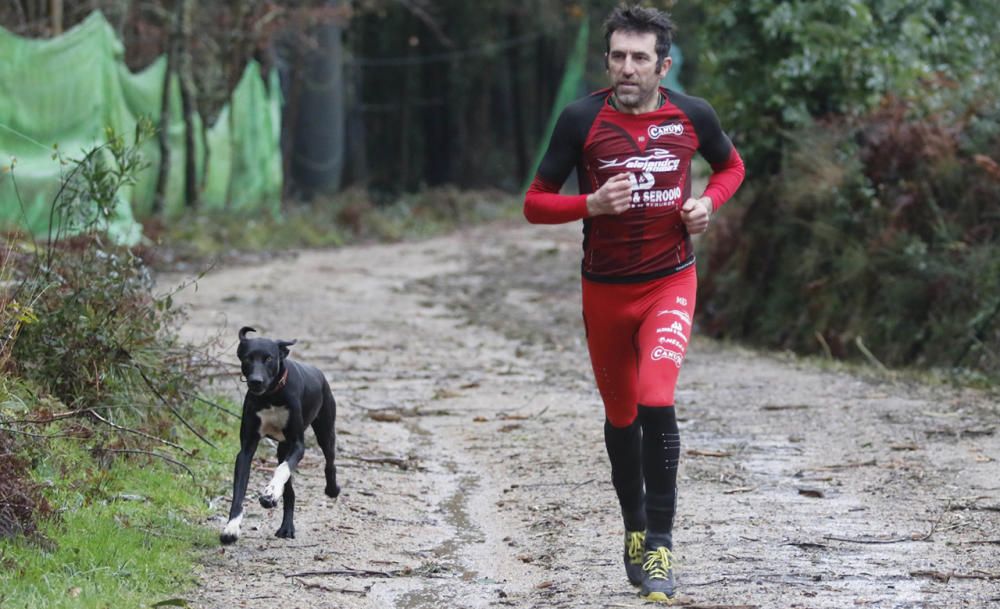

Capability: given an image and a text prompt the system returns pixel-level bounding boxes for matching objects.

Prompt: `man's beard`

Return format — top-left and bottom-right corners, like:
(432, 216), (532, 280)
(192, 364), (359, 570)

(613, 81), (657, 109)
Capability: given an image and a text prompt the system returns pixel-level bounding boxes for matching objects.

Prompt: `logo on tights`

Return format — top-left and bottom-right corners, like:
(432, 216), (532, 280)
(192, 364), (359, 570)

(651, 346), (683, 367)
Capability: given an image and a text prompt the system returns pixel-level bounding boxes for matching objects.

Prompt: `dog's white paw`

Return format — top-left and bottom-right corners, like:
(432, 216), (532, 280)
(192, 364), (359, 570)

(260, 463), (291, 508)
(259, 492), (279, 508)
(220, 513), (243, 544)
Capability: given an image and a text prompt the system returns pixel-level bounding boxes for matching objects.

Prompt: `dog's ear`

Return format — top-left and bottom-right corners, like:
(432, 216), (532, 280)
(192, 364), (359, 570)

(277, 339), (297, 359)
(237, 327), (256, 360)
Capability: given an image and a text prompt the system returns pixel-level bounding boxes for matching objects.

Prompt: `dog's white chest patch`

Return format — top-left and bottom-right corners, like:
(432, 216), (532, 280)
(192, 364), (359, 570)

(257, 407), (289, 441)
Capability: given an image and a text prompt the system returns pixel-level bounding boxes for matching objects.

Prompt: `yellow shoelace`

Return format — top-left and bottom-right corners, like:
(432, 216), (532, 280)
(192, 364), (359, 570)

(642, 546), (675, 579)
(627, 531), (646, 564)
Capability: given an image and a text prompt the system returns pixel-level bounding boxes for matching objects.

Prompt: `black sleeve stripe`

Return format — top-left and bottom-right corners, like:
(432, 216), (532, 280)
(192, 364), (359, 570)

(536, 92), (606, 186)
(666, 89), (733, 166)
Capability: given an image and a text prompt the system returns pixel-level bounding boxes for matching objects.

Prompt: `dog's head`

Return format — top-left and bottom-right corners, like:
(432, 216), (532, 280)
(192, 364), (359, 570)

(237, 326), (296, 396)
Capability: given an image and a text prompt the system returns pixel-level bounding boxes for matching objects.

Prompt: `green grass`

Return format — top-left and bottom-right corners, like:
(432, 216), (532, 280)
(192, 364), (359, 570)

(0, 399), (237, 609)
(152, 186), (523, 263)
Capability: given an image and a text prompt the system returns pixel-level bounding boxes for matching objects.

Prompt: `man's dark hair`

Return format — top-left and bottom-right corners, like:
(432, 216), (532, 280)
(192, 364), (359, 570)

(604, 5), (674, 69)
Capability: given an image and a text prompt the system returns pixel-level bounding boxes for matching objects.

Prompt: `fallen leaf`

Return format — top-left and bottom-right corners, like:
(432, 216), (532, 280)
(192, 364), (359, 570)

(369, 411), (402, 423)
(762, 404), (810, 411)
(151, 600), (190, 608)
(687, 449), (731, 458)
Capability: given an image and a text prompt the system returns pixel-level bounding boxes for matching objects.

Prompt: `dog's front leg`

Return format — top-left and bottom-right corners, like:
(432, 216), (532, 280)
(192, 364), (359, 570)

(260, 436), (305, 508)
(272, 441), (297, 538)
(262, 407), (307, 539)
(260, 403), (306, 509)
(264, 437), (306, 539)
(221, 405), (260, 545)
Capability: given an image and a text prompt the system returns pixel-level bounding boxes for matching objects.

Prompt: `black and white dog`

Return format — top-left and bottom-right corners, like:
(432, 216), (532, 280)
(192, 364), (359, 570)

(220, 326), (340, 544)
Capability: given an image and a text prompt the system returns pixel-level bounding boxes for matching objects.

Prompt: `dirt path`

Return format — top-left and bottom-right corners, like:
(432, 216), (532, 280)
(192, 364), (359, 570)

(163, 221), (1000, 609)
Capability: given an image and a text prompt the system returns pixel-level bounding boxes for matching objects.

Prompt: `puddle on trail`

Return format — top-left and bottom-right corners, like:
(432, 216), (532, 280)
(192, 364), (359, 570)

(367, 446), (501, 609)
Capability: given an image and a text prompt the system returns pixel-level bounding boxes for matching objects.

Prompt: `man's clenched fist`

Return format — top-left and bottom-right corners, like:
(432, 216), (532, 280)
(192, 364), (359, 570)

(587, 173), (633, 217)
(680, 196), (713, 234)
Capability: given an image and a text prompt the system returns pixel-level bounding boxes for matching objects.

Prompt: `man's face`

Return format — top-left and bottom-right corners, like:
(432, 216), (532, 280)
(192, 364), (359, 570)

(606, 30), (671, 111)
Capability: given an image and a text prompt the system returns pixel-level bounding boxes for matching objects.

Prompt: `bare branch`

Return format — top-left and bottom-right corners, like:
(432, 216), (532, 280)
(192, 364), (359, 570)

(100, 448), (197, 481)
(88, 410), (192, 455)
(136, 366), (217, 448)
(394, 0), (453, 48)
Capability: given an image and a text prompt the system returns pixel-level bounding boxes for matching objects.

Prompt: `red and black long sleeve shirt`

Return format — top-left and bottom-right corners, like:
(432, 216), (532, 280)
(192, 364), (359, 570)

(524, 87), (745, 284)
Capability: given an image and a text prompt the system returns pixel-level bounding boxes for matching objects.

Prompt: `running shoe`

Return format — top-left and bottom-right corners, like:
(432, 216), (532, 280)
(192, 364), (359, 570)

(640, 545), (676, 602)
(624, 530), (645, 586)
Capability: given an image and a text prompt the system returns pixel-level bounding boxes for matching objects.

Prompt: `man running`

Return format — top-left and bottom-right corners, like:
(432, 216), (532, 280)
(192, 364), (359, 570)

(523, 5), (744, 602)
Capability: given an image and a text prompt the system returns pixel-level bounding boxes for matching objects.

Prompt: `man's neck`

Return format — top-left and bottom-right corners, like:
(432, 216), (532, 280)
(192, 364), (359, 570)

(610, 91), (665, 115)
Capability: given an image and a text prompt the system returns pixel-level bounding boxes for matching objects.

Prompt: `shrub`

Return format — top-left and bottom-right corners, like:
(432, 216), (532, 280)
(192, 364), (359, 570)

(674, 0), (1000, 176)
(0, 122), (207, 547)
(700, 95), (1000, 380)
(0, 430), (51, 539)
(4, 121), (198, 420)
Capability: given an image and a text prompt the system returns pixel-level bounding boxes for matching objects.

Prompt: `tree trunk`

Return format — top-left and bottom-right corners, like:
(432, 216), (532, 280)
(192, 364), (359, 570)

(25, 0), (38, 24)
(115, 0), (131, 42)
(399, 39), (415, 189)
(176, 0), (199, 209)
(49, 0), (61, 35)
(506, 15), (527, 185)
(152, 29), (175, 216)
(345, 59), (368, 187)
(280, 44), (303, 201)
(290, 0), (345, 197)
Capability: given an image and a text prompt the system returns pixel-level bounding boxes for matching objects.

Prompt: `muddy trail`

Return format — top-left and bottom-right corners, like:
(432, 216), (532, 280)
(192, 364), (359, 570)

(163, 221), (1000, 609)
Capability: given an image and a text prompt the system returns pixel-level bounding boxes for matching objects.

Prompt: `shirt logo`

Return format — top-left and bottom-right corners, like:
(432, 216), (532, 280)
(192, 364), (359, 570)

(648, 123), (684, 139)
(598, 148), (680, 173)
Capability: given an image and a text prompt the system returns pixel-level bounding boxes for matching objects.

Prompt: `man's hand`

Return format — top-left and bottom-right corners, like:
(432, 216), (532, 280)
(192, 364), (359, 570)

(680, 196), (713, 234)
(587, 173), (633, 216)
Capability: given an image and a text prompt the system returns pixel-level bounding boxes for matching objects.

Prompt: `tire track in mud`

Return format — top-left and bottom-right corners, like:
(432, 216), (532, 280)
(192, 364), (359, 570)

(166, 221), (1000, 609)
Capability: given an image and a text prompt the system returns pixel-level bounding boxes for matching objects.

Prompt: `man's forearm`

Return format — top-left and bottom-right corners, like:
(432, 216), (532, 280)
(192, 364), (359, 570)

(524, 176), (590, 224)
(702, 147), (746, 211)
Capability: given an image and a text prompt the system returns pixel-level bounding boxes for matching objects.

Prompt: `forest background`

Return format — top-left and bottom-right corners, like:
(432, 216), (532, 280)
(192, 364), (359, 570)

(2, 0), (999, 381)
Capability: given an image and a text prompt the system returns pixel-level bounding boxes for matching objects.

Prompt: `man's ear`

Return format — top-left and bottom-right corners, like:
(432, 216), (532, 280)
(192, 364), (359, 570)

(604, 52), (610, 70)
(277, 339), (297, 359)
(657, 55), (673, 79)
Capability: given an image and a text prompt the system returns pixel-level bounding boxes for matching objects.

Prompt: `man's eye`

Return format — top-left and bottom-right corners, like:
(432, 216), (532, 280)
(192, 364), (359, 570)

(264, 355), (272, 362)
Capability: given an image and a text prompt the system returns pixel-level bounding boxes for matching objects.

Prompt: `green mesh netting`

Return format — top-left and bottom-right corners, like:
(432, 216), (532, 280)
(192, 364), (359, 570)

(0, 12), (282, 244)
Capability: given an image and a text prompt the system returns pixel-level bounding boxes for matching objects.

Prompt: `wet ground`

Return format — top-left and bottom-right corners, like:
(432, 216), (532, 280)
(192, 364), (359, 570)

(164, 220), (1000, 608)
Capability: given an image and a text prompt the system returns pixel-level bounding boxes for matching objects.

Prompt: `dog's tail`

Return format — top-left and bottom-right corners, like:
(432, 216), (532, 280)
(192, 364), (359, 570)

(239, 326), (256, 341)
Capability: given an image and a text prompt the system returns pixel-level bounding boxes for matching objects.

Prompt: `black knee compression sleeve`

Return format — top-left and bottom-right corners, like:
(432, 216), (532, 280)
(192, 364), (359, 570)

(638, 404), (680, 546)
(604, 418), (645, 532)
